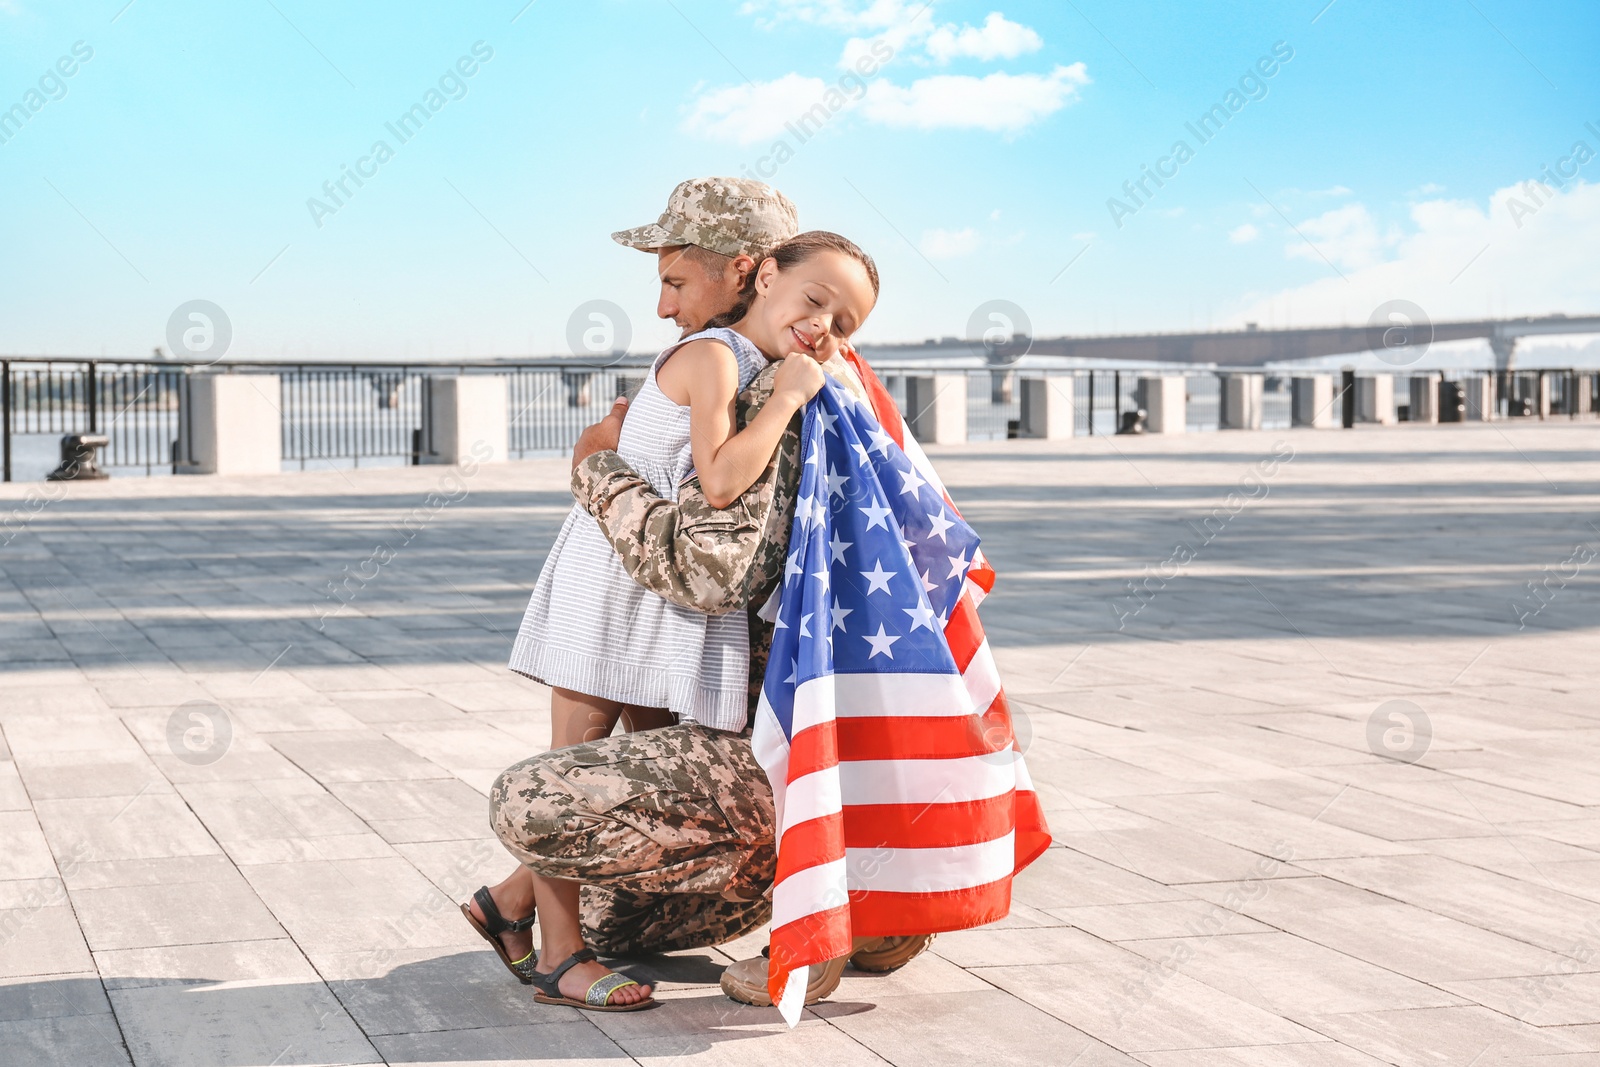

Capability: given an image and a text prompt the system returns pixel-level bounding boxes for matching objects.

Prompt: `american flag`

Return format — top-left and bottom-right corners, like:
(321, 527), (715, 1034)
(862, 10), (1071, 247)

(751, 351), (1052, 1023)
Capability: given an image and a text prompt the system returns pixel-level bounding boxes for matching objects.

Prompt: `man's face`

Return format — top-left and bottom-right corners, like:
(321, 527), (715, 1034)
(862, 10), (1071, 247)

(654, 247), (748, 333)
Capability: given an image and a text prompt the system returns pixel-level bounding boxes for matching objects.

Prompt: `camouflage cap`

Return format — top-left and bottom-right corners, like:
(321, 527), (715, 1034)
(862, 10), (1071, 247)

(612, 177), (799, 259)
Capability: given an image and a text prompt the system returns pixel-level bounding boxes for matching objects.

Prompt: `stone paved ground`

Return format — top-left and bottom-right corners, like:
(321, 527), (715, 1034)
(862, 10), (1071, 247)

(2, 420), (1598, 1067)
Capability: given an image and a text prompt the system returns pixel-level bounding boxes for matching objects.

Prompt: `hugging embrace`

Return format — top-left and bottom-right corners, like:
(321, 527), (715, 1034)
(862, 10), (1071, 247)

(461, 178), (1050, 1018)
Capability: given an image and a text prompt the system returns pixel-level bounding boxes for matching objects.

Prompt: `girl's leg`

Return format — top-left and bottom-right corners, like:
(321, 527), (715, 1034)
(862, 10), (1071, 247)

(619, 705), (675, 733)
(529, 870), (654, 1005)
(470, 865), (537, 966)
(550, 687), (624, 749)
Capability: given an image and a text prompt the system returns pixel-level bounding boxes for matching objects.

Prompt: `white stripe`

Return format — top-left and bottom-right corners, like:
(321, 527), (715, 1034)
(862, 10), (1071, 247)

(752, 696), (791, 837)
(898, 426), (950, 500)
(777, 767), (843, 840)
(1014, 753), (1035, 792)
(791, 672), (977, 736)
(839, 753), (1019, 806)
(845, 833), (1016, 894)
(962, 640), (1001, 713)
(770, 857), (848, 930)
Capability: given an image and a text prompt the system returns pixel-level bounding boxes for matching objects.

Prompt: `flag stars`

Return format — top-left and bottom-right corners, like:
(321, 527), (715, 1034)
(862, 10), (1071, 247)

(829, 533), (852, 565)
(927, 509), (955, 543)
(826, 464), (850, 498)
(897, 465), (927, 499)
(920, 568), (938, 594)
(799, 613), (813, 638)
(785, 550), (804, 582)
(830, 604), (853, 633)
(867, 426), (894, 456)
(860, 560), (896, 595)
(861, 501), (892, 531)
(904, 604), (938, 632)
(946, 550), (971, 581)
(864, 624), (901, 659)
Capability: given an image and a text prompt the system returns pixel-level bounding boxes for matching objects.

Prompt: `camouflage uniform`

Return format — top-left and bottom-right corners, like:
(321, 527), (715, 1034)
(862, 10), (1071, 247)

(491, 357), (867, 954)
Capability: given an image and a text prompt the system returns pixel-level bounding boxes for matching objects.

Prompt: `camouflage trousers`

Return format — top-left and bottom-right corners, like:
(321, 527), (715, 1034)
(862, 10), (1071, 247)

(489, 723), (776, 957)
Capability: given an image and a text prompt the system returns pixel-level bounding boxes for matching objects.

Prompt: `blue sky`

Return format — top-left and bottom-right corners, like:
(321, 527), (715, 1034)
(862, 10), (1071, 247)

(1, 0), (1596, 360)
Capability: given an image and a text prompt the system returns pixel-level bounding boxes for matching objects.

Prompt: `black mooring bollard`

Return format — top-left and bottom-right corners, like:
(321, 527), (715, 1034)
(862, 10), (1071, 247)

(46, 434), (111, 481)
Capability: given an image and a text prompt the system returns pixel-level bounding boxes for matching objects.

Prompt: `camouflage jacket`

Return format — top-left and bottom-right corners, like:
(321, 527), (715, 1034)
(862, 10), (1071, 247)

(571, 357), (864, 711)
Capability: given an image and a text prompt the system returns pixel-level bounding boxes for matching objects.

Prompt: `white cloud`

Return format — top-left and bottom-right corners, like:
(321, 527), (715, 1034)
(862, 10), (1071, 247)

(682, 73), (833, 144)
(919, 227), (981, 259)
(1234, 180), (1600, 326)
(1286, 203), (1397, 270)
(1229, 223), (1260, 244)
(926, 13), (1042, 62)
(861, 63), (1087, 131)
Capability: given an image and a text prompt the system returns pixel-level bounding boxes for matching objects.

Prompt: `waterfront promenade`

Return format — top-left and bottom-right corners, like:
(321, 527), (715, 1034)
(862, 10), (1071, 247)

(2, 420), (1598, 1066)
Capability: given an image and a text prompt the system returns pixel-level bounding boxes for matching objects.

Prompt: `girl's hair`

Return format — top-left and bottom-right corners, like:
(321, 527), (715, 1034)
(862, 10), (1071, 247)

(704, 230), (879, 332)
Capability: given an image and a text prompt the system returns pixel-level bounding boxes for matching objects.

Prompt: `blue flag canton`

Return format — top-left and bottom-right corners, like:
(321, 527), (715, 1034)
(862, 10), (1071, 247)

(763, 380), (982, 732)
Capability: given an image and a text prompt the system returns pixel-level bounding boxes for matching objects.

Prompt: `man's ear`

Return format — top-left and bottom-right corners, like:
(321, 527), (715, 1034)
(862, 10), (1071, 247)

(729, 253), (756, 286)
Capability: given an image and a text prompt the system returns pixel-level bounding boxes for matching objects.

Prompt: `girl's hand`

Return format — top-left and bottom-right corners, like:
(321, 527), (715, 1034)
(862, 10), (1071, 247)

(773, 351), (827, 407)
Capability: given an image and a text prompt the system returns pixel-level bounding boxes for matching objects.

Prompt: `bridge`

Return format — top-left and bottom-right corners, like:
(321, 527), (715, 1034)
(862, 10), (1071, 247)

(859, 313), (1600, 370)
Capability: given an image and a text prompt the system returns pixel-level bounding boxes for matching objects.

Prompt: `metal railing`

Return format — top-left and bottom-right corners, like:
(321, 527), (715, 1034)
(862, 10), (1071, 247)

(2, 357), (1595, 481)
(2, 359), (191, 480)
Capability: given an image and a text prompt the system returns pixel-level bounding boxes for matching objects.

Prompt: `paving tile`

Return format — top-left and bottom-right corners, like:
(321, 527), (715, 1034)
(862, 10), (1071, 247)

(241, 857), (475, 957)
(265, 730), (452, 782)
(0, 1010), (133, 1066)
(0, 972), (110, 1023)
(368, 1021), (627, 1066)
(1304, 1004), (1591, 1066)
(1119, 931), (1465, 1016)
(33, 793), (220, 865)
(70, 868), (283, 951)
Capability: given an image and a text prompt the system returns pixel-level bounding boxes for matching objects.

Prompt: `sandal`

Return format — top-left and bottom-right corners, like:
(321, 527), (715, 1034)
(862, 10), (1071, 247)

(460, 886), (537, 984)
(530, 947), (657, 1012)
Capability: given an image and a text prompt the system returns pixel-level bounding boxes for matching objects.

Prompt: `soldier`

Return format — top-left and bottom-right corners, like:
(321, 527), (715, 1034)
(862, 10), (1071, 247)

(462, 178), (932, 1011)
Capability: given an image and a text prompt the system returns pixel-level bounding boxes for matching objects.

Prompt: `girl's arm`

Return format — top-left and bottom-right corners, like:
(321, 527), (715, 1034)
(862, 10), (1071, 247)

(664, 340), (823, 509)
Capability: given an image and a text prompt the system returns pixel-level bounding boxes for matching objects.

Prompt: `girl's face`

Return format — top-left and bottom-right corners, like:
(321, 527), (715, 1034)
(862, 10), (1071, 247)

(747, 249), (876, 363)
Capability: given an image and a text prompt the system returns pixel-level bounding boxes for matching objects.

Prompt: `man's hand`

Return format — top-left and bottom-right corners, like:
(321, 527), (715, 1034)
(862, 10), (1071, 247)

(572, 396), (628, 469)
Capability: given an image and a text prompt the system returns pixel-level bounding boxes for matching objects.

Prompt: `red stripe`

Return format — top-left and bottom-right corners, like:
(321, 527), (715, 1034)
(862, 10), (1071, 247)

(944, 595), (984, 672)
(833, 705), (1017, 762)
(841, 792), (1019, 850)
(784, 720), (838, 783)
(847, 880), (1014, 937)
(775, 809), (843, 880)
(768, 904), (853, 1002)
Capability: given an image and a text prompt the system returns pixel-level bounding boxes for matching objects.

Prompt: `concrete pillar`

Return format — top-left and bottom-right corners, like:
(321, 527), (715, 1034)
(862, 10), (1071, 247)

(1576, 373), (1594, 415)
(423, 375), (508, 465)
(1138, 376), (1186, 434)
(1357, 375), (1396, 424)
(989, 370), (1014, 405)
(1537, 373), (1551, 418)
(1292, 375), (1334, 428)
(186, 373), (282, 475)
(1019, 376), (1074, 440)
(1462, 375), (1495, 421)
(1220, 374), (1264, 430)
(905, 373), (968, 444)
(1408, 376), (1438, 424)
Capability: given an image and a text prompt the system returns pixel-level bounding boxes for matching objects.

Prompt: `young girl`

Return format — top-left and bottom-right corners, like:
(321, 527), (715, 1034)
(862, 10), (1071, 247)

(510, 230), (881, 748)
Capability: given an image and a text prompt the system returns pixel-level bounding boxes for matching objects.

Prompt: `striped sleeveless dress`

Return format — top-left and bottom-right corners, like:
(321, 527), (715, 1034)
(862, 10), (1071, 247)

(508, 327), (767, 732)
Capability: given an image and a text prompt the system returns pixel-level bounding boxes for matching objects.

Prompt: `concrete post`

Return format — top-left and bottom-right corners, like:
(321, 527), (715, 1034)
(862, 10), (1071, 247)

(1537, 373), (1551, 418)
(1220, 374), (1264, 430)
(1292, 375), (1334, 428)
(1357, 375), (1396, 424)
(1576, 373), (1594, 416)
(1019, 376), (1075, 440)
(1408, 376), (1438, 424)
(905, 373), (968, 444)
(186, 373), (282, 476)
(423, 375), (508, 465)
(1139, 376), (1186, 434)
(1462, 374), (1495, 421)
